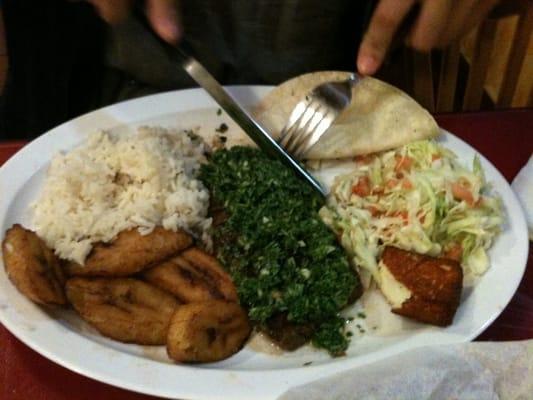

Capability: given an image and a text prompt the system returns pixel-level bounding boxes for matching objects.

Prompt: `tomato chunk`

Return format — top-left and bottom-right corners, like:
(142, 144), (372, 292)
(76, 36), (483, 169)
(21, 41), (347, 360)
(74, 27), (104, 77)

(386, 179), (398, 189)
(452, 182), (475, 206)
(355, 154), (374, 164)
(443, 243), (463, 262)
(366, 205), (382, 217)
(395, 155), (413, 171)
(402, 179), (413, 190)
(351, 176), (371, 197)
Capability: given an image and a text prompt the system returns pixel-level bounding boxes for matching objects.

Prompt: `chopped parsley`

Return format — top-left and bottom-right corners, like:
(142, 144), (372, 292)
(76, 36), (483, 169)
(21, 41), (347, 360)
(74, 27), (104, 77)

(200, 146), (361, 355)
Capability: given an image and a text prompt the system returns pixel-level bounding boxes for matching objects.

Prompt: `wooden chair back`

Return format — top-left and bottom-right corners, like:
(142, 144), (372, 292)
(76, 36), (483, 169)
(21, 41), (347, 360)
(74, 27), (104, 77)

(409, 0), (533, 112)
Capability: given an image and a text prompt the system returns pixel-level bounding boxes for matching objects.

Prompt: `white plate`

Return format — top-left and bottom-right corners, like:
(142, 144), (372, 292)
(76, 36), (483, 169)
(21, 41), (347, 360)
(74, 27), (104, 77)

(0, 86), (529, 400)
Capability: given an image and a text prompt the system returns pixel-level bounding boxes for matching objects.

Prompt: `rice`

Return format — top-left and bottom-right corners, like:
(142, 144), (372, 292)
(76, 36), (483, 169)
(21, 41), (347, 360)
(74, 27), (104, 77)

(32, 127), (211, 264)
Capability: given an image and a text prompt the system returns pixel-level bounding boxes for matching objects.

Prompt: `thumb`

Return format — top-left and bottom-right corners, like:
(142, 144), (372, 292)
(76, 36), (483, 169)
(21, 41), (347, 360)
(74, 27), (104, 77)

(146, 0), (182, 44)
(88, 0), (132, 24)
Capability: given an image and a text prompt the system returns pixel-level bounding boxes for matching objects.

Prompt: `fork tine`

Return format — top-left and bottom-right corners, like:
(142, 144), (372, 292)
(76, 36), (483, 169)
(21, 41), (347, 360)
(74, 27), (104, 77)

(293, 109), (336, 159)
(289, 104), (327, 156)
(283, 101), (319, 153)
(278, 100), (308, 148)
(286, 102), (325, 154)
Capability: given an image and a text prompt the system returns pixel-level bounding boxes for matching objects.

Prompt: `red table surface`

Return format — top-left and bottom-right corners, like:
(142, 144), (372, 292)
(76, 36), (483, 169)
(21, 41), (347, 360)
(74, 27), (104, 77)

(1, 109), (532, 400)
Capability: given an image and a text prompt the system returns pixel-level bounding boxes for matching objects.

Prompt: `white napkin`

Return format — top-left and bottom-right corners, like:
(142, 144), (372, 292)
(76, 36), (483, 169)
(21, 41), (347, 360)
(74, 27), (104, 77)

(278, 340), (533, 400)
(512, 154), (533, 240)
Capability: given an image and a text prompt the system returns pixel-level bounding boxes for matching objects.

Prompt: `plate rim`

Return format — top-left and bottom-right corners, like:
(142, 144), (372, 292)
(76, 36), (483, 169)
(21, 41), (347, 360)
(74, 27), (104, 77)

(0, 86), (529, 400)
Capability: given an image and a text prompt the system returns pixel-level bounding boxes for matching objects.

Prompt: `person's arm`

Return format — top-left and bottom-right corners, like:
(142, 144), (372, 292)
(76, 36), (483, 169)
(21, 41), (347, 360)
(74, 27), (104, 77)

(357, 0), (501, 75)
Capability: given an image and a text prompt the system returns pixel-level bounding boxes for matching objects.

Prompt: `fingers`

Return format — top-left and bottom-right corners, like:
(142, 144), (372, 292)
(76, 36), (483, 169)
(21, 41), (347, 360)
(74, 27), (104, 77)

(88, 0), (132, 24)
(146, 0), (182, 43)
(357, 0), (500, 75)
(438, 0), (500, 47)
(437, 0), (477, 46)
(408, 0), (453, 51)
(457, 0), (501, 38)
(88, 0), (182, 44)
(357, 0), (416, 75)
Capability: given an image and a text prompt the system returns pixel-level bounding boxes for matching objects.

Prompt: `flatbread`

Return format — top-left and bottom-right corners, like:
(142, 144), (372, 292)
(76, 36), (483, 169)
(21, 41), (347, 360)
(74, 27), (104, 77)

(253, 71), (440, 159)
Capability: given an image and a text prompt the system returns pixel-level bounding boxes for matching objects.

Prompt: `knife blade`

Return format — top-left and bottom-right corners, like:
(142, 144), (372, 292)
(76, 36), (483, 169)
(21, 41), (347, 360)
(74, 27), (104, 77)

(136, 15), (327, 197)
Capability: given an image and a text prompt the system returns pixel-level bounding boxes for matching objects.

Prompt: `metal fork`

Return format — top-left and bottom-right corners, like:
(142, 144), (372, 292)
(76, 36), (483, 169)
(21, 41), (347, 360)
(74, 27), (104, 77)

(278, 73), (358, 160)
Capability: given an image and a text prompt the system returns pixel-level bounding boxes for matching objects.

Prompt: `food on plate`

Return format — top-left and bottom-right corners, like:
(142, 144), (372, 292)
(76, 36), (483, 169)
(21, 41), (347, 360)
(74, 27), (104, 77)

(253, 71), (440, 159)
(0, 77), (507, 363)
(143, 247), (238, 303)
(2, 224), (66, 305)
(200, 146), (362, 355)
(167, 300), (251, 363)
(66, 227), (193, 277)
(379, 246), (463, 326)
(66, 277), (179, 345)
(320, 139), (504, 286)
(31, 128), (210, 265)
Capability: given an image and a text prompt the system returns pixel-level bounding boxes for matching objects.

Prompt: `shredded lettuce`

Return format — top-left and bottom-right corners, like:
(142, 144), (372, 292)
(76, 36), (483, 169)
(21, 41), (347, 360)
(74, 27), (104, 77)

(319, 139), (504, 281)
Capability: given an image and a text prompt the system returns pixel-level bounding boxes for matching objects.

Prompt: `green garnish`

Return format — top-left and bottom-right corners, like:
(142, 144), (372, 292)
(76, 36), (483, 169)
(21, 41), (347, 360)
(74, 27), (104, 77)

(200, 147), (361, 355)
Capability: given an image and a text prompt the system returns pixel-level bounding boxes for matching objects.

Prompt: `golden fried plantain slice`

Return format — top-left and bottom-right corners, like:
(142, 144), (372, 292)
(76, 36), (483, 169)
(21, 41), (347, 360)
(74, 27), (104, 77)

(167, 300), (251, 363)
(143, 247), (238, 303)
(66, 227), (193, 277)
(2, 224), (66, 305)
(66, 277), (179, 344)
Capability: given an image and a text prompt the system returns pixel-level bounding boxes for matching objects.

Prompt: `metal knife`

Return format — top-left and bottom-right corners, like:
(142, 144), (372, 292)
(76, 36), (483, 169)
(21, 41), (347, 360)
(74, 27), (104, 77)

(137, 17), (327, 197)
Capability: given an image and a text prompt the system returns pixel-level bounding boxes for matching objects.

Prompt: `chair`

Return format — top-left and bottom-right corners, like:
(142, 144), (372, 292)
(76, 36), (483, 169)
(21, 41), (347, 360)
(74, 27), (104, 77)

(408, 0), (533, 112)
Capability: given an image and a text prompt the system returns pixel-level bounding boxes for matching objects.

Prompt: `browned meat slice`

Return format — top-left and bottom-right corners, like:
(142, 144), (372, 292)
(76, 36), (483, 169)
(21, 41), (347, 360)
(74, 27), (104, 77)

(143, 247), (238, 303)
(379, 246), (463, 326)
(65, 277), (179, 345)
(65, 227), (193, 277)
(261, 313), (315, 351)
(2, 224), (66, 305)
(167, 300), (251, 363)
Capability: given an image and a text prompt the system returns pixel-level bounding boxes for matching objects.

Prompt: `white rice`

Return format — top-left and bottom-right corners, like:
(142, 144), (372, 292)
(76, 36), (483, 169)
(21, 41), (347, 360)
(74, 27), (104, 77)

(32, 127), (211, 264)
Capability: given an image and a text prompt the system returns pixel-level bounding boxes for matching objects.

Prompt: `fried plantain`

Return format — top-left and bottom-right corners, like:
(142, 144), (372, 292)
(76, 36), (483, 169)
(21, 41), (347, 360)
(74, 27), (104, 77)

(143, 247), (238, 303)
(167, 300), (251, 363)
(2, 224), (66, 305)
(66, 277), (179, 344)
(66, 227), (193, 277)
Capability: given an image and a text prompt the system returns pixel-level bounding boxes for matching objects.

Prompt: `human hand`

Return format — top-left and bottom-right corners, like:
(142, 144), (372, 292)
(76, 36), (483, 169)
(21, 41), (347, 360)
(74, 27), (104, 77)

(87, 0), (181, 43)
(357, 0), (501, 75)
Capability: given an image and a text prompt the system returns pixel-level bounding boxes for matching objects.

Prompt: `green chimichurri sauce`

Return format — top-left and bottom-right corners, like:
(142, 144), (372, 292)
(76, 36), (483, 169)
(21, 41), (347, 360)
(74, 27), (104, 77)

(199, 146), (361, 355)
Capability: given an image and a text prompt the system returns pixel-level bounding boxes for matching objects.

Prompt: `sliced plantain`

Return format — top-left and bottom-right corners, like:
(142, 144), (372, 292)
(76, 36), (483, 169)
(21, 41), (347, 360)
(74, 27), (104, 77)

(2, 224), (66, 305)
(167, 300), (251, 363)
(66, 277), (179, 345)
(66, 227), (193, 277)
(143, 247), (238, 303)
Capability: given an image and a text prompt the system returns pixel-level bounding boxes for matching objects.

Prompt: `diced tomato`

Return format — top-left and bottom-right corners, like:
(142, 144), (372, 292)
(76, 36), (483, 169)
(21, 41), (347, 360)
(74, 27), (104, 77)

(402, 179), (413, 190)
(452, 182), (475, 206)
(395, 155), (413, 172)
(397, 210), (408, 220)
(355, 154), (374, 164)
(389, 210), (408, 224)
(443, 243), (463, 262)
(366, 205), (382, 217)
(386, 179), (398, 189)
(372, 186), (384, 195)
(351, 176), (371, 197)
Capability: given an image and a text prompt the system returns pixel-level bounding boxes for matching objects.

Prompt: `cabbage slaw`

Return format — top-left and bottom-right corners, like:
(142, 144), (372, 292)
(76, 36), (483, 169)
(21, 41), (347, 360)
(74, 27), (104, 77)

(319, 140), (504, 283)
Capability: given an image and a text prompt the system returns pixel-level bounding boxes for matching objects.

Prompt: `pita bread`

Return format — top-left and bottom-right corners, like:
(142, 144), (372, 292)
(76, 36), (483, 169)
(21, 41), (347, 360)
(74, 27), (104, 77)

(253, 71), (440, 159)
